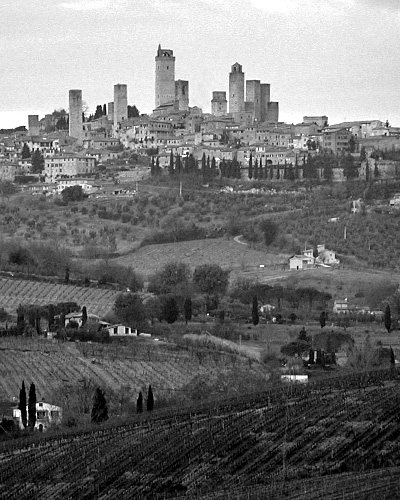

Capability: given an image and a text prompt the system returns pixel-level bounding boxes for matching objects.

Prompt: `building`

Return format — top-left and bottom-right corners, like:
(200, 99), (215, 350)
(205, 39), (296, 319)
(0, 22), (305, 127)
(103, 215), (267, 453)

(13, 401), (62, 431)
(155, 45), (176, 109)
(64, 311), (100, 327)
(211, 92), (228, 117)
(260, 84), (271, 123)
(28, 115), (40, 136)
(114, 84), (128, 129)
(322, 127), (352, 154)
(246, 80), (261, 122)
(175, 80), (189, 111)
(104, 324), (138, 337)
(229, 62), (245, 114)
(303, 116), (329, 128)
(69, 89), (83, 145)
(333, 299), (349, 314)
(289, 255), (315, 270)
(44, 155), (96, 182)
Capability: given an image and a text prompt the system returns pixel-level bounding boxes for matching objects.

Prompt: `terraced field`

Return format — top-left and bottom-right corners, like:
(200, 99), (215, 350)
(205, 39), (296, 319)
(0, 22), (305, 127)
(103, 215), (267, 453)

(113, 237), (290, 281)
(1, 370), (400, 499)
(0, 337), (265, 402)
(0, 278), (119, 316)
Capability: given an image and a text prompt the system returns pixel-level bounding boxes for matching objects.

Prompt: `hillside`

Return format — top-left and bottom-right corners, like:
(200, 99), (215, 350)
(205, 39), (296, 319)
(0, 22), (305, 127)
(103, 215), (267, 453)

(0, 278), (119, 316)
(113, 237), (289, 281)
(0, 337), (266, 404)
(1, 371), (400, 499)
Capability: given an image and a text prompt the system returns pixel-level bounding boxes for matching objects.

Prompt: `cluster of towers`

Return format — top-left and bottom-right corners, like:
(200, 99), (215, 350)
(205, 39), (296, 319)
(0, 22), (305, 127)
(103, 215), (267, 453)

(155, 46), (279, 124)
(211, 62), (279, 124)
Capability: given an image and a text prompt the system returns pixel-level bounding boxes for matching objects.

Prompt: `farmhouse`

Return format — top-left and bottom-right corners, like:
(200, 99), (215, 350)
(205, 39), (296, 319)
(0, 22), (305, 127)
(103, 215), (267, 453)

(289, 255), (315, 270)
(13, 401), (62, 431)
(333, 299), (349, 314)
(64, 311), (100, 328)
(104, 324), (138, 337)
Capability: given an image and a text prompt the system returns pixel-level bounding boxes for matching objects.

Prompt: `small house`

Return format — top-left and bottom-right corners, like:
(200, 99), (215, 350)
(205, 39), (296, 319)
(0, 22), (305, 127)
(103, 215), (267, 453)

(13, 401), (62, 431)
(289, 255), (315, 270)
(333, 299), (349, 314)
(104, 324), (138, 337)
(64, 311), (100, 328)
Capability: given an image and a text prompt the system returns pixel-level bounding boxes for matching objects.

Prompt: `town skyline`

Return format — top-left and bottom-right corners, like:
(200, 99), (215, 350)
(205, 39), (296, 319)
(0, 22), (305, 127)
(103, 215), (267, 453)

(1, 0), (399, 129)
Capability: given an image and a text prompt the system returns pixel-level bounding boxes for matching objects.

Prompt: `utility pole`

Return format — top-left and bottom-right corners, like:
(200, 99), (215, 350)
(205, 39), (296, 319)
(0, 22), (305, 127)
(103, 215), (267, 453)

(179, 181), (182, 198)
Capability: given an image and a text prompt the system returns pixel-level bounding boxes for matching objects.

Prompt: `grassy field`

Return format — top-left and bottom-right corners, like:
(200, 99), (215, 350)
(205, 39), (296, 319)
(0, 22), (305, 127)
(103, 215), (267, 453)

(113, 237), (290, 280)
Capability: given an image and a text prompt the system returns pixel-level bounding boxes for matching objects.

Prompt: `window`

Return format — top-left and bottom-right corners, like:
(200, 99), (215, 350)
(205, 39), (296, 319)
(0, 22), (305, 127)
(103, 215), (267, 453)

(125, 327), (130, 335)
(114, 327), (118, 334)
(51, 411), (59, 418)
(37, 411), (47, 419)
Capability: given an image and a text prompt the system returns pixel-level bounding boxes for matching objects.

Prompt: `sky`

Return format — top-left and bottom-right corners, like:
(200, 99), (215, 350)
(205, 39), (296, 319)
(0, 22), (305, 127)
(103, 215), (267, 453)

(0, 0), (399, 129)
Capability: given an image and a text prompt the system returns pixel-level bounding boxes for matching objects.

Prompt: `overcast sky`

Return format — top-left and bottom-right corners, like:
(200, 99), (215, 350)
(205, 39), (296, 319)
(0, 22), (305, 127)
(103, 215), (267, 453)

(0, 0), (399, 129)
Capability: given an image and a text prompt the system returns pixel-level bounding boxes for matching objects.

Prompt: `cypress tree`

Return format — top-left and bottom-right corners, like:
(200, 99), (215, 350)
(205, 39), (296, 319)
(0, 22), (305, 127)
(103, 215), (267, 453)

(28, 382), (37, 430)
(384, 304), (392, 333)
(252, 296), (259, 326)
(65, 266), (70, 285)
(308, 349), (315, 364)
(169, 151), (174, 176)
(146, 385), (154, 412)
(248, 153), (253, 180)
(19, 381), (27, 428)
(253, 159), (259, 180)
(103, 103), (107, 116)
(319, 311), (326, 329)
(91, 388), (108, 423)
(150, 157), (155, 176)
(184, 297), (192, 325)
(201, 153), (207, 182)
(136, 391), (143, 413)
(81, 306), (88, 327)
(211, 156), (216, 178)
(21, 143), (31, 159)
(155, 156), (160, 176)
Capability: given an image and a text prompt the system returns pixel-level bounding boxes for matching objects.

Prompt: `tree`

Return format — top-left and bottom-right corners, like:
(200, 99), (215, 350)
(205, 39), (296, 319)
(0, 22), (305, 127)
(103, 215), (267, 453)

(146, 385), (154, 412)
(81, 306), (88, 327)
(162, 296), (179, 324)
(128, 105), (140, 118)
(128, 271), (144, 293)
(65, 266), (70, 284)
(150, 262), (191, 294)
(193, 264), (230, 295)
(169, 151), (174, 176)
(390, 346), (396, 373)
(259, 219), (278, 246)
(28, 383), (37, 430)
(253, 159), (259, 180)
(31, 150), (44, 174)
(91, 388), (108, 423)
(184, 297), (192, 325)
(248, 153), (253, 180)
(62, 185), (84, 203)
(384, 304), (392, 333)
(21, 143), (31, 159)
(252, 296), (259, 326)
(319, 311), (326, 329)
(308, 348), (315, 364)
(19, 381), (27, 428)
(342, 153), (358, 180)
(113, 293), (146, 328)
(136, 391), (143, 413)
(348, 135), (356, 153)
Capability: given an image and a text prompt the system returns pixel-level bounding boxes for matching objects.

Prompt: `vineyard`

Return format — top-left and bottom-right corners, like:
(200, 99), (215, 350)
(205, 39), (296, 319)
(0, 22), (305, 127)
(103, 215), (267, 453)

(1, 371), (400, 498)
(0, 278), (119, 316)
(0, 337), (264, 403)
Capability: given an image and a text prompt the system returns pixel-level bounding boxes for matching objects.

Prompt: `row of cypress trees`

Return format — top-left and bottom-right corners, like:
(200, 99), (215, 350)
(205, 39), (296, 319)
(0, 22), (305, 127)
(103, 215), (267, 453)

(18, 381), (36, 430)
(91, 385), (154, 424)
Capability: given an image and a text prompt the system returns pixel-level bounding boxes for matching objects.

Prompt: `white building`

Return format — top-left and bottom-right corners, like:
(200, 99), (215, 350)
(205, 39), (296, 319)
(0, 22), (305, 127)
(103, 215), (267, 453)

(104, 324), (138, 337)
(13, 401), (62, 431)
(44, 155), (96, 182)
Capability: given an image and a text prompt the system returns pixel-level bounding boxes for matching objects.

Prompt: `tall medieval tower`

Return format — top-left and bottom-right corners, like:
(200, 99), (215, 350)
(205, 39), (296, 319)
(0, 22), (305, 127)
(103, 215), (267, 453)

(114, 84), (128, 128)
(155, 45), (176, 108)
(68, 89), (83, 145)
(229, 63), (245, 114)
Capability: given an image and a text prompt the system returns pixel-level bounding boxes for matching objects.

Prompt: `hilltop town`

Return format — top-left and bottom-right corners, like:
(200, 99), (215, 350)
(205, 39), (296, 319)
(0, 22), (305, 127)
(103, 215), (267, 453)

(1, 44), (399, 190)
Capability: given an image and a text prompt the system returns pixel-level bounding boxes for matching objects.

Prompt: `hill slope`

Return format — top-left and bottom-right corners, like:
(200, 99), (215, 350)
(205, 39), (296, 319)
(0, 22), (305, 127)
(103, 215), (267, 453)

(0, 278), (119, 316)
(1, 373), (400, 499)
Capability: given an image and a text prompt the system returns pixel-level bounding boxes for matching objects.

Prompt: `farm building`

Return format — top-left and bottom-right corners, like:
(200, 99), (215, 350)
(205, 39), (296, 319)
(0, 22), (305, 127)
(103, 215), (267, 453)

(13, 401), (62, 431)
(333, 299), (349, 314)
(289, 255), (315, 270)
(64, 311), (100, 328)
(315, 244), (339, 265)
(104, 324), (138, 337)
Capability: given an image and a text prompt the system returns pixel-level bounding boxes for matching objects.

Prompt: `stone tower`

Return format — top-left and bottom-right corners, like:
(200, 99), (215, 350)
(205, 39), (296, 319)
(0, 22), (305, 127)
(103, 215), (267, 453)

(229, 63), (245, 114)
(246, 80), (261, 122)
(155, 44), (176, 109)
(108, 102), (114, 121)
(28, 115), (39, 136)
(68, 89), (83, 145)
(211, 92), (227, 117)
(175, 80), (189, 111)
(266, 102), (279, 124)
(260, 84), (271, 122)
(114, 84), (128, 128)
